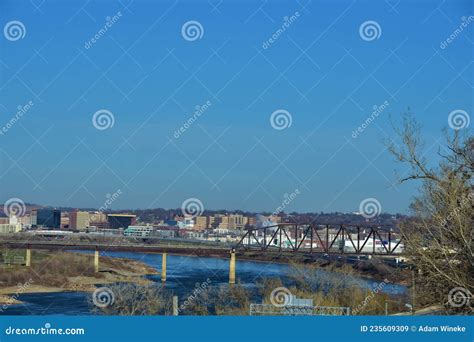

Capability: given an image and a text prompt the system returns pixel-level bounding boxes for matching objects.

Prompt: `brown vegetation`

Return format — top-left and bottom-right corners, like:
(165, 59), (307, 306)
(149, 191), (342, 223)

(388, 112), (473, 313)
(0, 250), (157, 293)
(92, 283), (172, 315)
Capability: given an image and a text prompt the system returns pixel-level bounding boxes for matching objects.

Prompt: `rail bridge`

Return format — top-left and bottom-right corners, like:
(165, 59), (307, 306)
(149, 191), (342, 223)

(235, 223), (404, 255)
(0, 223), (404, 257)
(0, 223), (404, 284)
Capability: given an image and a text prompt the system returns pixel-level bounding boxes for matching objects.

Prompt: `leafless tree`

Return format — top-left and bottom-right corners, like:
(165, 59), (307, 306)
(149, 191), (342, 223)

(388, 112), (473, 313)
(213, 282), (251, 315)
(92, 283), (172, 315)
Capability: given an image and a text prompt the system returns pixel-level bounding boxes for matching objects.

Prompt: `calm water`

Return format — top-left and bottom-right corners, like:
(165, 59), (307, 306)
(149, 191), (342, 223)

(0, 251), (406, 315)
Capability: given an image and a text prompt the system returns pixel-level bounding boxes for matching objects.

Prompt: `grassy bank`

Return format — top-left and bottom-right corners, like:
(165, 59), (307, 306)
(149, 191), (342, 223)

(232, 251), (410, 285)
(0, 249), (158, 304)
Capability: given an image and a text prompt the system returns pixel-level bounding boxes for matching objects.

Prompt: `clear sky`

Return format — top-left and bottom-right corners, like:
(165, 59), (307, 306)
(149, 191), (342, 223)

(0, 0), (472, 214)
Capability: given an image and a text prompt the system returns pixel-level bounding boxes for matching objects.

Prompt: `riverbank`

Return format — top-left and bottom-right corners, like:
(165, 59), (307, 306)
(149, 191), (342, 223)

(109, 248), (410, 285)
(0, 250), (408, 315)
(219, 251), (410, 285)
(1, 236), (410, 285)
(0, 250), (158, 305)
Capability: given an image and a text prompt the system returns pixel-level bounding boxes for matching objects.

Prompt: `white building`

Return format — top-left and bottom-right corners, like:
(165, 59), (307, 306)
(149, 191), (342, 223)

(0, 214), (23, 233)
(178, 217), (194, 229)
(0, 223), (22, 234)
(124, 225), (154, 237)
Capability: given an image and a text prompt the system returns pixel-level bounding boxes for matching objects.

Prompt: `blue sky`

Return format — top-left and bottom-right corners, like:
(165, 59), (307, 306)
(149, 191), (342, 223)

(0, 0), (472, 214)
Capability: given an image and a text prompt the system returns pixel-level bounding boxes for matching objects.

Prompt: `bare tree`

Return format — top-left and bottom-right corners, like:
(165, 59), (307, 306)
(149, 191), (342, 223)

(388, 112), (473, 313)
(213, 283), (251, 315)
(92, 283), (172, 315)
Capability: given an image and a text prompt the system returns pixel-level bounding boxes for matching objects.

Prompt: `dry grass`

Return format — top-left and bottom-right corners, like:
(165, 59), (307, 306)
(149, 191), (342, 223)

(0, 250), (100, 288)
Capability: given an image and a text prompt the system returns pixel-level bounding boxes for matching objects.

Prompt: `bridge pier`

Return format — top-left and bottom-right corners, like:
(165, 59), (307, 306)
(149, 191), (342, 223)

(161, 253), (167, 282)
(25, 248), (31, 267)
(94, 250), (99, 273)
(229, 251), (236, 284)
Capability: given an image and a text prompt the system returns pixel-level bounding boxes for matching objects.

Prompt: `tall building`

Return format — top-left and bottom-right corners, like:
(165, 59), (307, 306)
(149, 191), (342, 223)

(60, 213), (69, 229)
(218, 215), (230, 229)
(247, 216), (256, 227)
(107, 214), (136, 229)
(228, 214), (247, 230)
(208, 216), (217, 228)
(36, 209), (61, 228)
(209, 214), (226, 229)
(194, 216), (208, 230)
(70, 210), (90, 230)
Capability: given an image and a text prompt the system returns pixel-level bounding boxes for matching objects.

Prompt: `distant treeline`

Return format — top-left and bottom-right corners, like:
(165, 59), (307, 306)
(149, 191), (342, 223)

(2, 203), (407, 227)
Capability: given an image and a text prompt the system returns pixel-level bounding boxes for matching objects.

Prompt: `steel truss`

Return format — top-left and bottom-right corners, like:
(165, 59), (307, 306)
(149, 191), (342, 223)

(234, 223), (403, 255)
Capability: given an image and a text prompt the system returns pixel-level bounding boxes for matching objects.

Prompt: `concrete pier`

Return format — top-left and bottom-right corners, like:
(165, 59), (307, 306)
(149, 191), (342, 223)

(25, 248), (31, 267)
(94, 250), (99, 273)
(229, 251), (236, 284)
(161, 253), (167, 282)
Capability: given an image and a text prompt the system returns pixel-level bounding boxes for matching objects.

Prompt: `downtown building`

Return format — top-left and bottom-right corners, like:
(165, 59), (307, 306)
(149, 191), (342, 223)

(0, 214), (22, 234)
(69, 210), (91, 230)
(35, 208), (61, 229)
(107, 213), (136, 229)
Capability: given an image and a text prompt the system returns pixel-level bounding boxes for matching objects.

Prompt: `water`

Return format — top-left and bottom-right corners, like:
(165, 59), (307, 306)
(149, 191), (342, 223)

(0, 251), (406, 315)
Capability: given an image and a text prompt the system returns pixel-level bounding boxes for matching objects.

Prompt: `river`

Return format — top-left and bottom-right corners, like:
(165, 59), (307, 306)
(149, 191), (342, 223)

(0, 251), (407, 315)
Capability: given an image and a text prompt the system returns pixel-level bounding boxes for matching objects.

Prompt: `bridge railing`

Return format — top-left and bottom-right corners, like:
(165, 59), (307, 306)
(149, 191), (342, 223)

(234, 223), (404, 255)
(249, 303), (351, 316)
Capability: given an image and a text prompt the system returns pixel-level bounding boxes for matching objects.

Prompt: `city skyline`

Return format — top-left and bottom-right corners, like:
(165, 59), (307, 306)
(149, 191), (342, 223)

(0, 0), (471, 329)
(1, 0), (472, 215)
(1, 199), (405, 216)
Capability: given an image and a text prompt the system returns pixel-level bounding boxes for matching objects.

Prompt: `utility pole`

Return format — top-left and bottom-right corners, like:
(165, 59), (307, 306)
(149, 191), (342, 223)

(172, 296), (178, 316)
